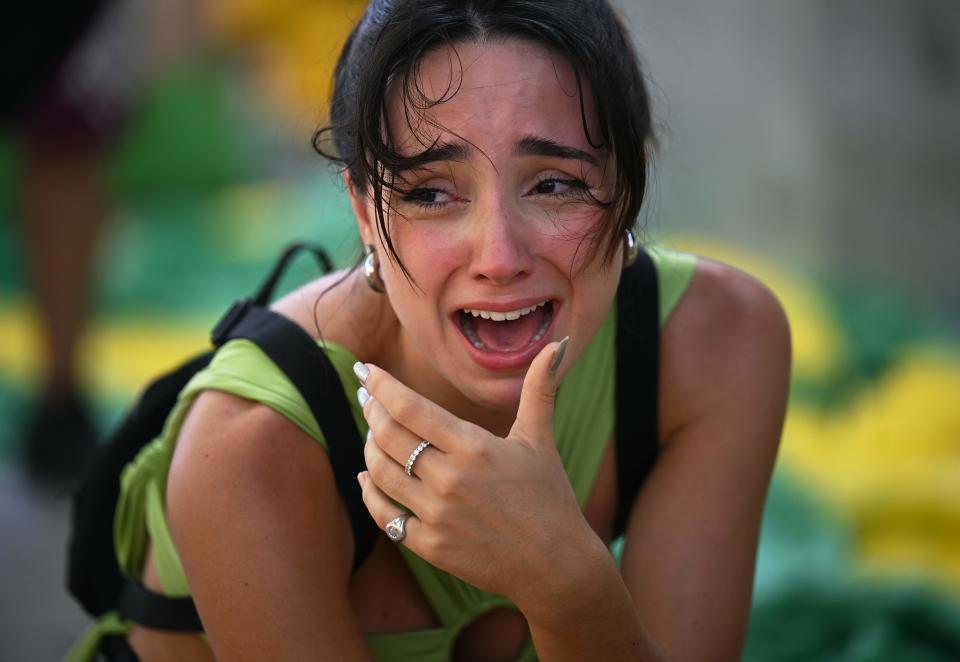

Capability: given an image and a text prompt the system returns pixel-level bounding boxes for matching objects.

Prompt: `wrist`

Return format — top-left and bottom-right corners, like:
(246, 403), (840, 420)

(512, 527), (667, 661)
(512, 523), (622, 626)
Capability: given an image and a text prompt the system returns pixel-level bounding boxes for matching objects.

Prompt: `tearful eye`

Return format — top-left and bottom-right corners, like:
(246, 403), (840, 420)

(530, 177), (589, 198)
(403, 188), (443, 204)
(399, 185), (467, 212)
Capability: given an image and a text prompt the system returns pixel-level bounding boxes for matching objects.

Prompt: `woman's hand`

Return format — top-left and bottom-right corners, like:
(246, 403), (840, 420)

(354, 338), (592, 601)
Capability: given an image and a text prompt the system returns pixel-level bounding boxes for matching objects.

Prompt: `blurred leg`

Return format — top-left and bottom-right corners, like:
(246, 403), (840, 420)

(18, 132), (107, 484)
(20, 135), (107, 397)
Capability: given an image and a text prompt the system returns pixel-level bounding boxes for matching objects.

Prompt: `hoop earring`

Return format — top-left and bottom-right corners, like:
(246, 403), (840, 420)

(363, 245), (386, 293)
(623, 228), (639, 267)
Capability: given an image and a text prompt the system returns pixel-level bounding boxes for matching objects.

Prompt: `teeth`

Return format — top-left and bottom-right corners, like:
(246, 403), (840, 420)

(463, 300), (547, 322)
(459, 300), (554, 352)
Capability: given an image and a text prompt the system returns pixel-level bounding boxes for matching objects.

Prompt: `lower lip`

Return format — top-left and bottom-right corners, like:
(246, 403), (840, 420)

(452, 304), (560, 372)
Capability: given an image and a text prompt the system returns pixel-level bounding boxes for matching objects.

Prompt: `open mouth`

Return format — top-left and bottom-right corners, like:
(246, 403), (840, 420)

(457, 300), (554, 353)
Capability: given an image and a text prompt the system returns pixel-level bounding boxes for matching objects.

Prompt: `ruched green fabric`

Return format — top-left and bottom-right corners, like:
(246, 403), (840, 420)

(68, 247), (696, 661)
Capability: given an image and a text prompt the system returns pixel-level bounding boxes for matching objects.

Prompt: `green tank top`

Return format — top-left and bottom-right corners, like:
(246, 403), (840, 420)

(68, 248), (696, 662)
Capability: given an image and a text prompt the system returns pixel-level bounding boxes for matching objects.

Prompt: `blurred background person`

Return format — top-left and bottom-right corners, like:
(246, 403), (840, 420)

(4, 0), (147, 484)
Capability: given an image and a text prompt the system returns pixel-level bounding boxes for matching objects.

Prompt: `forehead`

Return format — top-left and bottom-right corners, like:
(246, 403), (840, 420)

(387, 38), (602, 160)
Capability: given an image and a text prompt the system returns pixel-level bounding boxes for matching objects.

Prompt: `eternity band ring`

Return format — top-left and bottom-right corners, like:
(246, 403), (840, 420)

(385, 513), (410, 542)
(405, 440), (431, 477)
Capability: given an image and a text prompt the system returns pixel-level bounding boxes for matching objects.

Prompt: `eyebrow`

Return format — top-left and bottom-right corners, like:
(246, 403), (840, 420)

(515, 136), (599, 167)
(403, 142), (470, 169)
(401, 135), (599, 170)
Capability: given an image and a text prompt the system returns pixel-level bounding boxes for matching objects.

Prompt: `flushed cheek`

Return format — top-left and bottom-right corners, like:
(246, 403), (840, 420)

(539, 235), (602, 283)
(528, 206), (609, 267)
(380, 226), (467, 339)
(386, 224), (467, 287)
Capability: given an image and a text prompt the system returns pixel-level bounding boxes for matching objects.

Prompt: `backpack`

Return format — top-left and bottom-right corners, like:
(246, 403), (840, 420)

(66, 241), (661, 632)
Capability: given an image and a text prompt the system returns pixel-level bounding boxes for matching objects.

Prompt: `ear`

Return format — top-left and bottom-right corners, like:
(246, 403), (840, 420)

(344, 171), (376, 246)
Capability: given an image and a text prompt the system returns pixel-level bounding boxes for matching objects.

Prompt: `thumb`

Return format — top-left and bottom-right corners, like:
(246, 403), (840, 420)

(509, 336), (569, 442)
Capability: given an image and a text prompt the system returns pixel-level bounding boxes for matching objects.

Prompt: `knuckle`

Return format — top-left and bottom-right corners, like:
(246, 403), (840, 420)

(371, 465), (403, 498)
(380, 472), (401, 498)
(368, 408), (398, 445)
(417, 529), (445, 558)
(433, 468), (462, 499)
(415, 501), (436, 525)
(365, 447), (388, 481)
(462, 442), (488, 465)
(392, 396), (418, 424)
(427, 499), (453, 526)
(384, 416), (405, 442)
(363, 435), (378, 465)
(439, 417), (458, 438)
(366, 399), (386, 427)
(534, 388), (555, 409)
(417, 498), (439, 523)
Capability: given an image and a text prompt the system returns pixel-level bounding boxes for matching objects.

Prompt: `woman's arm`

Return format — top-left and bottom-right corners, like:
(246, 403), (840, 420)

(620, 260), (791, 661)
(166, 389), (374, 661)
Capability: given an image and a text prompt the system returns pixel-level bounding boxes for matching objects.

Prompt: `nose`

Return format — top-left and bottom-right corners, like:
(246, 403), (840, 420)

(467, 198), (534, 285)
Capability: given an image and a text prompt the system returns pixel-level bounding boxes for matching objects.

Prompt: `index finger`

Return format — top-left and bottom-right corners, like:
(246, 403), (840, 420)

(353, 361), (480, 452)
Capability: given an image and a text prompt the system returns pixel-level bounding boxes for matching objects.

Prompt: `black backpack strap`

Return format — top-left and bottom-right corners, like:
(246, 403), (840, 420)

(98, 634), (142, 662)
(117, 581), (203, 631)
(215, 305), (377, 569)
(613, 249), (661, 538)
(250, 242), (334, 307)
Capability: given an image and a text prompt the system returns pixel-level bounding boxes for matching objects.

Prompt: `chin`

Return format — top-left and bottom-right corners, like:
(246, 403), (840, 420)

(456, 374), (525, 416)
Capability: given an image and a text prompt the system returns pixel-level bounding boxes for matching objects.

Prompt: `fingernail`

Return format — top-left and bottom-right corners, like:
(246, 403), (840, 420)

(353, 361), (370, 384)
(549, 336), (570, 374)
(357, 387), (371, 408)
(366, 428), (374, 445)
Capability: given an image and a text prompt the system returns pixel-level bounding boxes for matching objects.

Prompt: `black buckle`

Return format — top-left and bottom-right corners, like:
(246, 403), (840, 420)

(210, 298), (252, 347)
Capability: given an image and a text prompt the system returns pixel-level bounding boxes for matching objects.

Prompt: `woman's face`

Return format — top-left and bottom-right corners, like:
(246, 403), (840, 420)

(356, 38), (622, 412)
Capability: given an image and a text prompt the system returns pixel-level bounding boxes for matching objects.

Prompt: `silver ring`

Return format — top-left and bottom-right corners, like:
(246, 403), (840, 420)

(385, 514), (409, 542)
(405, 440), (431, 477)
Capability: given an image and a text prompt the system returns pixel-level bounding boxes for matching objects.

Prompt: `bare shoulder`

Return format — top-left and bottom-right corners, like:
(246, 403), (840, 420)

(168, 389), (341, 504)
(658, 257), (792, 445)
(165, 390), (366, 657)
(166, 389), (355, 577)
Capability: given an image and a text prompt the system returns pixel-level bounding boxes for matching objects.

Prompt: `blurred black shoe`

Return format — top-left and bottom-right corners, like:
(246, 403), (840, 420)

(24, 389), (98, 488)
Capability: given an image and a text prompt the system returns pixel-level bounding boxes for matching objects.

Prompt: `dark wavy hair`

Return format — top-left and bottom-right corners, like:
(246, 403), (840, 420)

(313, 0), (654, 275)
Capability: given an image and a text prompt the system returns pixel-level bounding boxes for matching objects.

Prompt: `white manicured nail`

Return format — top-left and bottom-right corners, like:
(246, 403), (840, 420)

(353, 361), (370, 384)
(357, 387), (371, 408)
